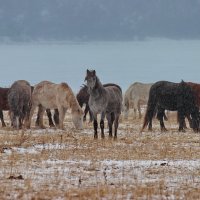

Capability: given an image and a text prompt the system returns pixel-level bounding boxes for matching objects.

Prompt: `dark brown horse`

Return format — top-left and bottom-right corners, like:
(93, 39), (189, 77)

(76, 84), (92, 122)
(176, 82), (200, 129)
(142, 81), (199, 132)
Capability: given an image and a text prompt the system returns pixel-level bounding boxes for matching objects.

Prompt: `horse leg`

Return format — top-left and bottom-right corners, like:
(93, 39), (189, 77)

(0, 110), (6, 127)
(186, 113), (193, 128)
(138, 102), (142, 119)
(106, 113), (112, 138)
(83, 104), (88, 121)
(35, 109), (40, 127)
(133, 106), (137, 119)
(123, 103), (129, 120)
(89, 109), (93, 122)
(58, 107), (65, 130)
(107, 112), (115, 138)
(93, 113), (98, 139)
(114, 113), (120, 140)
(178, 109), (185, 132)
(46, 109), (55, 127)
(27, 104), (37, 128)
(147, 108), (155, 131)
(54, 109), (59, 126)
(100, 112), (105, 139)
(38, 105), (45, 129)
(157, 109), (167, 131)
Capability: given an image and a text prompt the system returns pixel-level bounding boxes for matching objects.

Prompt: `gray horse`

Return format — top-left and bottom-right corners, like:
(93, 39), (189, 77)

(8, 80), (32, 129)
(85, 69), (122, 139)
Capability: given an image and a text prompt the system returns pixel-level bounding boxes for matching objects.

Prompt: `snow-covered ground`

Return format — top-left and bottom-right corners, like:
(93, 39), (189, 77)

(0, 111), (200, 199)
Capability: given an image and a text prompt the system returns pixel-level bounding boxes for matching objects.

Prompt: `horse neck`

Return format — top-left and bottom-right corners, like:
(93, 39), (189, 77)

(91, 77), (106, 96)
(67, 88), (81, 111)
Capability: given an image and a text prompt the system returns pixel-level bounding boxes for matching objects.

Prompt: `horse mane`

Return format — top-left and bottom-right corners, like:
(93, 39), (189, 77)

(103, 83), (122, 93)
(80, 84), (88, 89)
(60, 82), (81, 111)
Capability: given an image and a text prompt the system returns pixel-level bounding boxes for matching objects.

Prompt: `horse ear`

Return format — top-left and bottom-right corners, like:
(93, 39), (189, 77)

(87, 69), (89, 74)
(93, 70), (96, 76)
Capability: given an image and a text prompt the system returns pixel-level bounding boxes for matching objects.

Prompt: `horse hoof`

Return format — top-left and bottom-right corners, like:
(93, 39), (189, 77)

(49, 124), (55, 128)
(161, 128), (168, 132)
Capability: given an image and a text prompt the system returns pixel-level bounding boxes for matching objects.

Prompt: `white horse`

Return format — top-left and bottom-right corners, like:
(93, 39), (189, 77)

(28, 81), (83, 129)
(123, 82), (153, 119)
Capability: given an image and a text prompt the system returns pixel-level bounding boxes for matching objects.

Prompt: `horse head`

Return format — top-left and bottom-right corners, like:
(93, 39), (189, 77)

(85, 69), (97, 92)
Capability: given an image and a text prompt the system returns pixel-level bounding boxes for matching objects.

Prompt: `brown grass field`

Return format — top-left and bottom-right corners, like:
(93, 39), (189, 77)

(0, 110), (200, 199)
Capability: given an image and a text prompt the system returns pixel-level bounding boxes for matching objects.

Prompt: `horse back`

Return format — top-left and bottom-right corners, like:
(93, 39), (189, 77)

(103, 83), (122, 93)
(149, 81), (196, 111)
(126, 82), (153, 103)
(104, 85), (123, 113)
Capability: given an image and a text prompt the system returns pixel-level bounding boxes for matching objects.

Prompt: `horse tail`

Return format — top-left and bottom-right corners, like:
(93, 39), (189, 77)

(163, 112), (168, 121)
(141, 88), (157, 132)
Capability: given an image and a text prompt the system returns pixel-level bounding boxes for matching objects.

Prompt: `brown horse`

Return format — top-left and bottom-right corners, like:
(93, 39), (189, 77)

(183, 82), (200, 128)
(187, 82), (200, 107)
(8, 80), (32, 129)
(76, 84), (92, 122)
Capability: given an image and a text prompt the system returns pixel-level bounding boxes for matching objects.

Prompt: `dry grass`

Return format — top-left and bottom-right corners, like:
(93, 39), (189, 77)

(0, 110), (200, 199)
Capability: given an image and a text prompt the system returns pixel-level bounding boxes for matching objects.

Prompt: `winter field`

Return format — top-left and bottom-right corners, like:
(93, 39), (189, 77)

(0, 109), (200, 200)
(0, 40), (200, 199)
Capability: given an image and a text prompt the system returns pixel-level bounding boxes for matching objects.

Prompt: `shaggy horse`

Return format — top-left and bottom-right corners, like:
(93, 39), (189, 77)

(0, 87), (9, 127)
(76, 83), (122, 122)
(28, 81), (83, 129)
(8, 80), (32, 129)
(0, 86), (56, 128)
(141, 81), (199, 132)
(85, 69), (122, 139)
(123, 82), (153, 119)
(76, 84), (93, 122)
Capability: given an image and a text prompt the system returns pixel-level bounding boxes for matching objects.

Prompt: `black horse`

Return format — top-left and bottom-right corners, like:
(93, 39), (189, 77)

(142, 80), (199, 132)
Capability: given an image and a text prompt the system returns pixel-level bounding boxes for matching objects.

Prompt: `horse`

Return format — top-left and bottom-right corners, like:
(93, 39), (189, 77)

(141, 80), (199, 132)
(123, 82), (153, 119)
(181, 81), (200, 128)
(76, 84), (93, 122)
(85, 69), (123, 139)
(8, 80), (32, 129)
(28, 81), (83, 130)
(76, 83), (122, 122)
(0, 86), (57, 128)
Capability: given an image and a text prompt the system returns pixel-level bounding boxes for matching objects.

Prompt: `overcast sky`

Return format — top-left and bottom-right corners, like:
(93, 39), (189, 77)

(0, 0), (200, 41)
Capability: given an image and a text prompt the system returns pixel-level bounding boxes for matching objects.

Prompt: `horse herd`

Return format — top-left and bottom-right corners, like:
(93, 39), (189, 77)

(1, 69), (200, 139)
